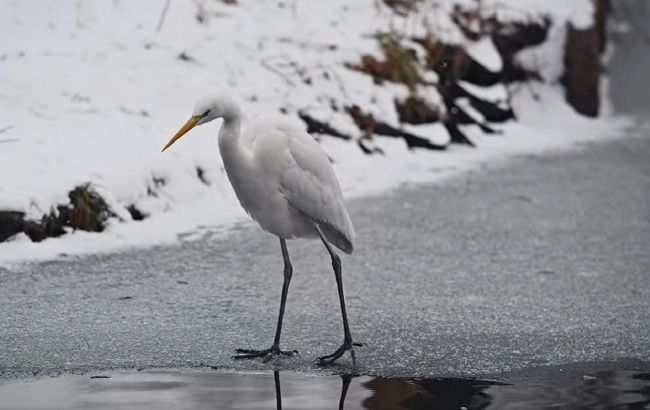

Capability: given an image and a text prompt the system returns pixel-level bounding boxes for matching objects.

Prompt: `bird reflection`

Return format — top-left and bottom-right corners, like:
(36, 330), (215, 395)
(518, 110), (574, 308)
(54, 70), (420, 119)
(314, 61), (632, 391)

(273, 370), (352, 410)
(339, 374), (352, 410)
(271, 370), (497, 410)
(274, 371), (282, 410)
(242, 370), (650, 410)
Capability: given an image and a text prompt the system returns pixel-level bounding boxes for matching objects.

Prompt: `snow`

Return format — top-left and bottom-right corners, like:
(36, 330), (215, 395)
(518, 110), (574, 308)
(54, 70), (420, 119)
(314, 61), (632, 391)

(484, 0), (595, 29)
(465, 37), (503, 73)
(515, 21), (568, 83)
(0, 0), (624, 266)
(457, 81), (508, 102)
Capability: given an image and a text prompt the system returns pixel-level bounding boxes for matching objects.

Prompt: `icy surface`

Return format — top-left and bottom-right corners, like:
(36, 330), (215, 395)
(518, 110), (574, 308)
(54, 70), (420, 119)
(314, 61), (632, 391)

(0, 0), (622, 265)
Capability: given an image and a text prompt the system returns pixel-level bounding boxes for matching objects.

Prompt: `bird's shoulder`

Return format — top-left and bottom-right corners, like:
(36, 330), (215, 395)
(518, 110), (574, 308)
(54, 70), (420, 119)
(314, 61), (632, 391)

(247, 114), (334, 181)
(244, 114), (305, 145)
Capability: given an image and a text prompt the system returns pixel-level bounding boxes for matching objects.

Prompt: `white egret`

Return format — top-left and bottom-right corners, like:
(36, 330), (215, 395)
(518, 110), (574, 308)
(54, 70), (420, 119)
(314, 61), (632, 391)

(162, 95), (357, 365)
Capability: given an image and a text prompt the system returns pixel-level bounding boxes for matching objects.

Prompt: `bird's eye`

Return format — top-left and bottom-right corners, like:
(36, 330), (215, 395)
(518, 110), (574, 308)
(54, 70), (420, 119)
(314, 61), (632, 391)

(202, 110), (210, 117)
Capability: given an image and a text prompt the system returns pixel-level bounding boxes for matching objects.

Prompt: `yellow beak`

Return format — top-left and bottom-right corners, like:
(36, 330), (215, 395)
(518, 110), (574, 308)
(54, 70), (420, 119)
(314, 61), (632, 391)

(162, 116), (200, 152)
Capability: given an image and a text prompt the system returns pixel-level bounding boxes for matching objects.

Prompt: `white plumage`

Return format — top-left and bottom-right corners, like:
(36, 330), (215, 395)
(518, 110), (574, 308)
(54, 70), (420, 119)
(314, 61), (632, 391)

(226, 115), (355, 253)
(162, 94), (358, 365)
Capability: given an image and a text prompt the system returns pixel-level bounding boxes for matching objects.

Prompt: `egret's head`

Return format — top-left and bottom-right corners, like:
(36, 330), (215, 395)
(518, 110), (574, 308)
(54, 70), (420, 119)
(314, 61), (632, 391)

(162, 95), (240, 152)
(192, 95), (222, 126)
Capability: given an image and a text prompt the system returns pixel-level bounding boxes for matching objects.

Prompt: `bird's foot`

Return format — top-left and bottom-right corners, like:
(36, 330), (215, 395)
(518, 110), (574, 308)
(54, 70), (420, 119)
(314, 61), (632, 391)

(233, 345), (297, 361)
(317, 340), (361, 366)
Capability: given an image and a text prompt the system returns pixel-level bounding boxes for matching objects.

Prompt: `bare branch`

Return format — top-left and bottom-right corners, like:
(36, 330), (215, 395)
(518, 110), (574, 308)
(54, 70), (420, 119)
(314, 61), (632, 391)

(156, 0), (171, 32)
(261, 56), (296, 86)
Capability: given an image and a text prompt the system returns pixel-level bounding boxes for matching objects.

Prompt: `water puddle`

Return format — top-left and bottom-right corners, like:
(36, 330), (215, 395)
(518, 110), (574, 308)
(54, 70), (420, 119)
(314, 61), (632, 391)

(0, 370), (648, 409)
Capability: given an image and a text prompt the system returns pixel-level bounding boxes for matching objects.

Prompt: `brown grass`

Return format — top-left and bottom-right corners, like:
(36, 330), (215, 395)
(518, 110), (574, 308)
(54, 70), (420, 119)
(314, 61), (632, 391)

(347, 33), (422, 91)
(395, 96), (442, 124)
(65, 183), (113, 232)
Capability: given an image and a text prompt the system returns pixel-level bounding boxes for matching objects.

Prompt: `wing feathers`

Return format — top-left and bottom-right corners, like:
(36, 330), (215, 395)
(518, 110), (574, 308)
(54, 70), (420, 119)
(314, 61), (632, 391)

(249, 117), (355, 253)
(281, 129), (355, 253)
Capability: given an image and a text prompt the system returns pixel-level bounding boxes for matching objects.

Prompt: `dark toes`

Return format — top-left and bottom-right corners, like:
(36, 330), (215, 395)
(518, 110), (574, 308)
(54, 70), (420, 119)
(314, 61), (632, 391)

(234, 348), (259, 354)
(316, 343), (355, 366)
(317, 352), (338, 361)
(317, 357), (337, 365)
(317, 352), (343, 365)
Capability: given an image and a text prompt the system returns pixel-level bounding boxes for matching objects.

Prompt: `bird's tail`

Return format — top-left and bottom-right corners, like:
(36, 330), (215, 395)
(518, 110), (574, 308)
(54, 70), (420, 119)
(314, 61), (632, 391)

(318, 220), (354, 254)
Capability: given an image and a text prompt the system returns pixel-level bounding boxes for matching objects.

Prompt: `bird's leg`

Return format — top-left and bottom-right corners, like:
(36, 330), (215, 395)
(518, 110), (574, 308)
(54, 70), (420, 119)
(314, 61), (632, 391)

(274, 371), (282, 410)
(338, 374), (352, 410)
(315, 227), (356, 366)
(234, 238), (297, 360)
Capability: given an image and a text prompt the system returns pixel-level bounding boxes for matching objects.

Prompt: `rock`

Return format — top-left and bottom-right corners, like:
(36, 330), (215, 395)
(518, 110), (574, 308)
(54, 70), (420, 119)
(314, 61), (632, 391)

(443, 122), (475, 147)
(564, 24), (600, 117)
(127, 204), (147, 221)
(594, 0), (610, 54)
(0, 211), (25, 242)
(298, 112), (353, 140)
(492, 19), (550, 82)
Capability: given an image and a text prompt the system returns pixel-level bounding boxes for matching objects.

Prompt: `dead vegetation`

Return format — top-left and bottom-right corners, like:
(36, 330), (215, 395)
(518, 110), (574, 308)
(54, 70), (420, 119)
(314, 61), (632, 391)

(64, 183), (114, 232)
(347, 105), (447, 150)
(303, 1), (563, 151)
(347, 34), (422, 91)
(0, 183), (115, 243)
(342, 27), (514, 148)
(395, 96), (441, 124)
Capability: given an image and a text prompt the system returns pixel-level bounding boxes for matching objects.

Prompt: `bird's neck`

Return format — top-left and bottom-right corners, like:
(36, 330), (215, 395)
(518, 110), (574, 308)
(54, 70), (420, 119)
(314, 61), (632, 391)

(218, 114), (251, 186)
(218, 114), (242, 156)
(216, 96), (243, 155)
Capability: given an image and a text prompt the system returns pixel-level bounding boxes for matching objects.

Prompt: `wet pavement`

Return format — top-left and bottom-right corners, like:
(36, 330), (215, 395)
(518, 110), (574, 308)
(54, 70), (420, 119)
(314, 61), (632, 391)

(1, 369), (649, 410)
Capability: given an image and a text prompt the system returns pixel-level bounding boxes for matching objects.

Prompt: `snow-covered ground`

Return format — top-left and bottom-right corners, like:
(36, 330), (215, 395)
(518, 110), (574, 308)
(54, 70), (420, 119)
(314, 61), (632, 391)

(0, 0), (629, 266)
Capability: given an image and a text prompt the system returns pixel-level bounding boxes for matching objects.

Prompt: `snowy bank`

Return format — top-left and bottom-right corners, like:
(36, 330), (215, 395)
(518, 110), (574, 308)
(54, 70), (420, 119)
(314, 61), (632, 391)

(0, 0), (624, 265)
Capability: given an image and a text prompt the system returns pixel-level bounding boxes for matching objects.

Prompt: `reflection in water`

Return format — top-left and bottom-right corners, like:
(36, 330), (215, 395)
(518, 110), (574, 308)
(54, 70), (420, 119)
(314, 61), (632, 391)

(0, 369), (648, 409)
(273, 371), (352, 410)
(272, 371), (500, 410)
(362, 376), (499, 410)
